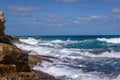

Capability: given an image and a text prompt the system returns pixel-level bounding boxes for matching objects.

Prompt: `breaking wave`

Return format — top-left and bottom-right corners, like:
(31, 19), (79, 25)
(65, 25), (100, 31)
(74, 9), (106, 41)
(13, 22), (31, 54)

(97, 38), (120, 44)
(15, 36), (120, 80)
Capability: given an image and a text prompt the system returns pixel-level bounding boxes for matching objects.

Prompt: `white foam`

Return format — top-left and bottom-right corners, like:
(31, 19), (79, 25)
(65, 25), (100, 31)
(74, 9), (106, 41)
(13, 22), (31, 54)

(15, 43), (53, 55)
(33, 61), (83, 79)
(20, 38), (39, 45)
(33, 61), (119, 80)
(59, 48), (120, 59)
(79, 51), (120, 58)
(51, 39), (65, 43)
(15, 42), (120, 59)
(49, 39), (84, 44)
(15, 43), (83, 59)
(97, 38), (120, 44)
(113, 75), (120, 80)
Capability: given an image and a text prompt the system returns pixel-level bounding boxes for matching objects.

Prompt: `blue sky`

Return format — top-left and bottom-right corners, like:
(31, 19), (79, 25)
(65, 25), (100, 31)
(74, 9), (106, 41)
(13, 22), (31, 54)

(0, 0), (120, 35)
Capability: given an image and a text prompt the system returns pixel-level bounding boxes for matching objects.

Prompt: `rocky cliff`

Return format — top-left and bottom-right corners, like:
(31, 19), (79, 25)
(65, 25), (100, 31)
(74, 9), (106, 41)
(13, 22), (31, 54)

(0, 12), (13, 45)
(0, 11), (57, 80)
(0, 12), (5, 36)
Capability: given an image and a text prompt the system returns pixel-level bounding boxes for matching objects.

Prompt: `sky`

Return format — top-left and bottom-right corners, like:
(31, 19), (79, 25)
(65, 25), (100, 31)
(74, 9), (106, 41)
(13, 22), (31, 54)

(0, 0), (120, 35)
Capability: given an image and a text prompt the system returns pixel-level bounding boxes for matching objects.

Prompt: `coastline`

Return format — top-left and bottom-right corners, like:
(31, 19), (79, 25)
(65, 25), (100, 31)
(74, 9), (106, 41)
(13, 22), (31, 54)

(0, 11), (58, 80)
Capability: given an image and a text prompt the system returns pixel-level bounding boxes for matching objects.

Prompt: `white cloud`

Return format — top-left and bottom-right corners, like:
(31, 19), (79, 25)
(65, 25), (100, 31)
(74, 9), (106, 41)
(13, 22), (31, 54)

(32, 16), (69, 26)
(116, 15), (120, 18)
(73, 17), (91, 24)
(56, 0), (120, 3)
(8, 5), (42, 12)
(9, 12), (32, 17)
(73, 15), (106, 24)
(103, 0), (120, 2)
(112, 8), (120, 14)
(89, 15), (107, 19)
(73, 15), (110, 27)
(56, 0), (84, 3)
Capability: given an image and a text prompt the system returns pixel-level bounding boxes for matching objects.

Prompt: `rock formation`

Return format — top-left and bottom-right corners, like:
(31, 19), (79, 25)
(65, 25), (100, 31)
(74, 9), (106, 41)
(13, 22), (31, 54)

(0, 44), (30, 72)
(0, 12), (5, 36)
(0, 11), (57, 80)
(0, 12), (13, 45)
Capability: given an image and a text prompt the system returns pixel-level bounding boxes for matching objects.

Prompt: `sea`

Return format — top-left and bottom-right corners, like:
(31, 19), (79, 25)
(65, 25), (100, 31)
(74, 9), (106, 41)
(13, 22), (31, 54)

(15, 35), (120, 80)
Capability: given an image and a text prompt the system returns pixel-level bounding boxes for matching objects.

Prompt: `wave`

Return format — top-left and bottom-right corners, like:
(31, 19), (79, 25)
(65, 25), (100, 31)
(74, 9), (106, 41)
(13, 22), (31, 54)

(33, 61), (120, 80)
(19, 37), (84, 49)
(50, 39), (83, 44)
(16, 37), (120, 59)
(20, 38), (39, 45)
(97, 38), (120, 44)
(20, 37), (87, 44)
(16, 37), (120, 80)
(15, 42), (120, 59)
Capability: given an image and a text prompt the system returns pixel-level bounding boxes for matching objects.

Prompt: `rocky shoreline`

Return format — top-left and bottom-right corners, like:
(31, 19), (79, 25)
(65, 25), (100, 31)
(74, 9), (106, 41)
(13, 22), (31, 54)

(0, 11), (57, 80)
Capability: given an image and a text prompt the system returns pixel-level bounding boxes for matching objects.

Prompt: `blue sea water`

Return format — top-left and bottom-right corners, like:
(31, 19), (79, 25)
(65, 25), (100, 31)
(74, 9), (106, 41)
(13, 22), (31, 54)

(15, 35), (120, 80)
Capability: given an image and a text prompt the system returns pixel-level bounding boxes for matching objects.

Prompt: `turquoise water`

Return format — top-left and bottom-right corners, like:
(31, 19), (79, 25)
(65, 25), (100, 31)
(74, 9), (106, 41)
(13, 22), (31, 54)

(16, 35), (120, 80)
(18, 35), (120, 50)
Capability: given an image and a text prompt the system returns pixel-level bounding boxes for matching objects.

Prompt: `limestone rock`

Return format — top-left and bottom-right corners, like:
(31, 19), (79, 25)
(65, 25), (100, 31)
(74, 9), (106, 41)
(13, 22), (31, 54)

(0, 12), (5, 23)
(0, 35), (12, 45)
(0, 64), (16, 76)
(0, 11), (5, 36)
(29, 55), (53, 66)
(0, 71), (58, 80)
(0, 35), (22, 45)
(0, 44), (31, 72)
(0, 11), (12, 45)
(5, 35), (22, 44)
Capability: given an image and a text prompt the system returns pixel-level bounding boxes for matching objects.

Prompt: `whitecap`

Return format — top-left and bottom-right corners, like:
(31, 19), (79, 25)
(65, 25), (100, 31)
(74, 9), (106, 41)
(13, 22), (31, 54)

(20, 37), (39, 45)
(97, 38), (120, 44)
(33, 61), (119, 80)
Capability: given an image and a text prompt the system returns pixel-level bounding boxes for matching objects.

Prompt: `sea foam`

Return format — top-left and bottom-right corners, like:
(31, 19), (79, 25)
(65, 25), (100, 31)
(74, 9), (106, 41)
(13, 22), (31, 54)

(20, 38), (39, 45)
(97, 38), (120, 44)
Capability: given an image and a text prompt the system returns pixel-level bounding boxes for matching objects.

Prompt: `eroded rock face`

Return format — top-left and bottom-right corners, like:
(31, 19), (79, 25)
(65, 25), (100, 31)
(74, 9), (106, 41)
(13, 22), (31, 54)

(0, 44), (31, 72)
(0, 12), (5, 23)
(0, 11), (12, 44)
(0, 71), (58, 80)
(0, 35), (12, 45)
(0, 64), (16, 76)
(0, 12), (16, 45)
(0, 12), (5, 36)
